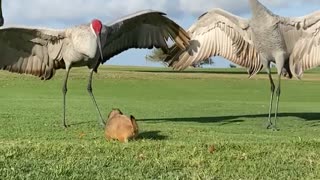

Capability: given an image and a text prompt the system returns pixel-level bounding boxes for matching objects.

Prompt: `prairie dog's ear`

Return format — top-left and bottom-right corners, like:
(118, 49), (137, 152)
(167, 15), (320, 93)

(130, 115), (135, 121)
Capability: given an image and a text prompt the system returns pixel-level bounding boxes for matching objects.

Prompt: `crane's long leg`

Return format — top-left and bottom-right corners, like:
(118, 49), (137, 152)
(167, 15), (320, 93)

(87, 69), (105, 127)
(266, 69), (275, 129)
(62, 67), (71, 128)
(273, 74), (281, 130)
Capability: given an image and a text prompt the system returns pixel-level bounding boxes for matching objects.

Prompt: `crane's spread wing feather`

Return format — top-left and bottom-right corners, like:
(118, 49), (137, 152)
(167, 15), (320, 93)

(289, 35), (320, 78)
(165, 9), (262, 77)
(101, 10), (190, 63)
(0, 27), (65, 80)
(279, 11), (320, 78)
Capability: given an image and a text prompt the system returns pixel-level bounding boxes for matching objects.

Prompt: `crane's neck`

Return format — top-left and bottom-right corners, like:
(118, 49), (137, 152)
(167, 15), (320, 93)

(249, 0), (274, 19)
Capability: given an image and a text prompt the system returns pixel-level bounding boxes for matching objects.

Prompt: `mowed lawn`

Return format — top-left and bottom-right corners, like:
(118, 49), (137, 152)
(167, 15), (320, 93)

(0, 66), (320, 179)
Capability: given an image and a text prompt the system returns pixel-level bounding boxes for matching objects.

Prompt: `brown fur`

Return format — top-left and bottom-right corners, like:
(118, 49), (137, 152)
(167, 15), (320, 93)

(105, 109), (139, 143)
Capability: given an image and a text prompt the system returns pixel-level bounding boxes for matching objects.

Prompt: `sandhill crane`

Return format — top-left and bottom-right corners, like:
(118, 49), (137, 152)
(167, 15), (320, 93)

(0, 10), (189, 128)
(0, 0), (3, 26)
(165, 0), (320, 130)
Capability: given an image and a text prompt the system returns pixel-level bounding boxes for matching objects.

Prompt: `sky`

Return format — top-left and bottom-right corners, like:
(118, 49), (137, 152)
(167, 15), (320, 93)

(2, 0), (320, 67)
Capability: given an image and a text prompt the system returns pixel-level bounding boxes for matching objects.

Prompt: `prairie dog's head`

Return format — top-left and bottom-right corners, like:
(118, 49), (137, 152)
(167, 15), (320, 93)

(130, 115), (139, 135)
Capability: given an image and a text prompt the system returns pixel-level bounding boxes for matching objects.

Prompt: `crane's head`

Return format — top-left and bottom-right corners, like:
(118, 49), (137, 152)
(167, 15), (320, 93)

(91, 19), (104, 62)
(91, 19), (102, 35)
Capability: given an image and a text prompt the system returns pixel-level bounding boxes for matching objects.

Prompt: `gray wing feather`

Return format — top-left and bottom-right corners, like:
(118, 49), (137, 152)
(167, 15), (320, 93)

(101, 10), (189, 63)
(0, 27), (65, 80)
(166, 8), (262, 77)
(290, 35), (320, 78)
(105, 10), (165, 26)
(279, 11), (320, 78)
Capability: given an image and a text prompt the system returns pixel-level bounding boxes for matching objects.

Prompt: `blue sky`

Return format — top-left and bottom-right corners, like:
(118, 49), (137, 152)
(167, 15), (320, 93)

(2, 0), (320, 67)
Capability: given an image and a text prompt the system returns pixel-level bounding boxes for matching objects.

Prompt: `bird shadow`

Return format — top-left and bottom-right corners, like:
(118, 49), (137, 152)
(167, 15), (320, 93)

(130, 69), (250, 75)
(65, 112), (320, 128)
(136, 131), (168, 140)
(140, 112), (320, 124)
(68, 121), (94, 126)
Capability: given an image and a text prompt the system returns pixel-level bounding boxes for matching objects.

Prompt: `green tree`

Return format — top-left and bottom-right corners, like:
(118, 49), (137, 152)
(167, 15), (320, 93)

(145, 49), (168, 65)
(145, 48), (214, 67)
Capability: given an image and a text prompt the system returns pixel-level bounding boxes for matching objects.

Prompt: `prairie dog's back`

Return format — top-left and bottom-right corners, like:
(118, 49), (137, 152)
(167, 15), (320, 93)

(107, 109), (123, 120)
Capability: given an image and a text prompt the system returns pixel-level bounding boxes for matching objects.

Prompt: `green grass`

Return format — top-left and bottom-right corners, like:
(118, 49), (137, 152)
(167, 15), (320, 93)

(0, 66), (320, 179)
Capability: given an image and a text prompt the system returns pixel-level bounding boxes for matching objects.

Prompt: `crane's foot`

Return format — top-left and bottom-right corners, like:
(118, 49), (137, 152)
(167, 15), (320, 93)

(266, 123), (279, 131)
(63, 122), (70, 128)
(63, 125), (70, 129)
(266, 122), (272, 129)
(98, 116), (106, 128)
(99, 121), (105, 129)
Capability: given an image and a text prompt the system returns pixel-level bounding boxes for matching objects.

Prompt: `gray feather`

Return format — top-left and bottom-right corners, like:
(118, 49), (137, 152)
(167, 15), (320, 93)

(101, 10), (189, 63)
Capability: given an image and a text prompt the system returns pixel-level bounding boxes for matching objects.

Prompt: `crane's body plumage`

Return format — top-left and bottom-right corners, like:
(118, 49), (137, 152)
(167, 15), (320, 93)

(166, 0), (320, 129)
(63, 25), (101, 68)
(249, 1), (290, 76)
(0, 10), (189, 127)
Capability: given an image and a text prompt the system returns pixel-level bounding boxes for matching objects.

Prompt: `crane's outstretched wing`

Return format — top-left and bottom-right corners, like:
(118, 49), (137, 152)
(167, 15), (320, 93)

(101, 10), (190, 63)
(0, 27), (65, 80)
(290, 36), (320, 78)
(165, 8), (262, 77)
(279, 11), (320, 78)
(0, 0), (3, 27)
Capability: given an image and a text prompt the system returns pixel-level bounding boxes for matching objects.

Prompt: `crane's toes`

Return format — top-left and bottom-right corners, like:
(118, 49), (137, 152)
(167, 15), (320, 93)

(99, 118), (106, 128)
(63, 123), (70, 128)
(266, 123), (273, 129)
(266, 123), (279, 131)
(99, 122), (105, 129)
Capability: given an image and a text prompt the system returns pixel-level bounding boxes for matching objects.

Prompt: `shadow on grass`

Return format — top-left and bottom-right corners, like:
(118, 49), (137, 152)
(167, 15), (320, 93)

(69, 121), (94, 127)
(127, 68), (280, 75)
(67, 112), (320, 128)
(130, 69), (252, 75)
(137, 131), (168, 140)
(140, 112), (320, 124)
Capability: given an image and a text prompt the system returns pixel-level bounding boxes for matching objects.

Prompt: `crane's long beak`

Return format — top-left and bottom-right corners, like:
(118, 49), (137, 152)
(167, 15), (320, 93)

(96, 35), (104, 61)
